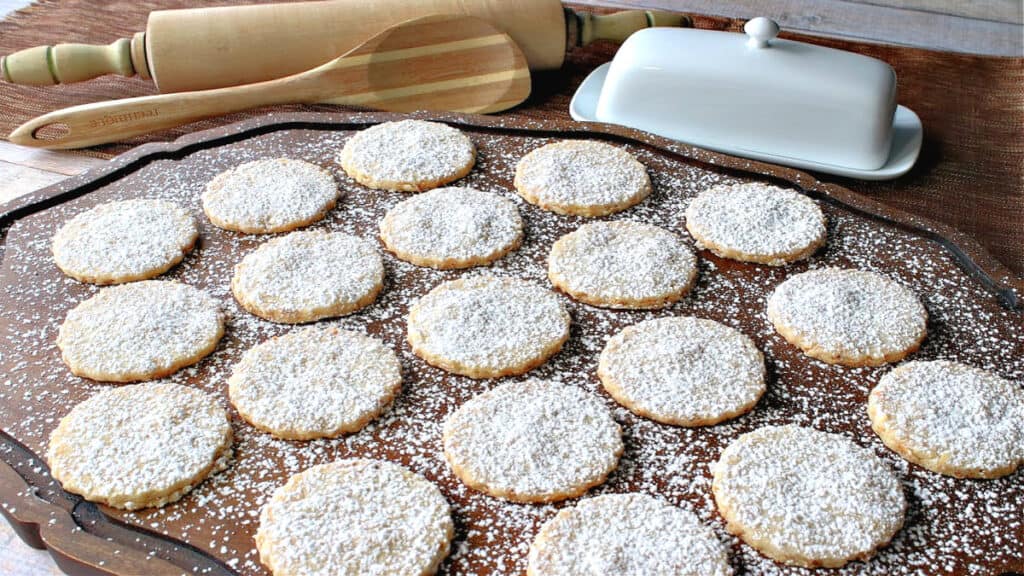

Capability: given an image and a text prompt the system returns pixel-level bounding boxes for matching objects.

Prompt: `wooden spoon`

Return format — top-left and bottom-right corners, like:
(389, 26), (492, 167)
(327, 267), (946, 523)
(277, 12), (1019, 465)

(9, 14), (530, 149)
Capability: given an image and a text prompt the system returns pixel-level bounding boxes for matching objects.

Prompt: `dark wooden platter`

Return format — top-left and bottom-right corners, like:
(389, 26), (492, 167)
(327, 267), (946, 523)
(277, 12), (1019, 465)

(0, 111), (1021, 576)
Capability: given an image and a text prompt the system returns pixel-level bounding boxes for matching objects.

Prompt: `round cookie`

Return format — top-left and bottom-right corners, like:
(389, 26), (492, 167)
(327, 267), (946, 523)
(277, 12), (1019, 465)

(514, 140), (651, 217)
(57, 280), (224, 382)
(868, 360), (1024, 479)
(548, 221), (698, 309)
(228, 326), (402, 440)
(202, 158), (339, 234)
(256, 459), (453, 576)
(442, 379), (623, 503)
(407, 275), (570, 379)
(598, 317), (765, 426)
(766, 268), (927, 366)
(685, 182), (827, 265)
(51, 198), (198, 284)
(712, 425), (906, 568)
(339, 119), (476, 192)
(527, 493), (733, 576)
(47, 382), (232, 510)
(379, 187), (523, 269)
(231, 230), (384, 324)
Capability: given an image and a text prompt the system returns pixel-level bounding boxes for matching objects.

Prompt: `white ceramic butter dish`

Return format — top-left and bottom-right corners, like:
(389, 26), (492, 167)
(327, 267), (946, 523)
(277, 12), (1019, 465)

(569, 18), (923, 180)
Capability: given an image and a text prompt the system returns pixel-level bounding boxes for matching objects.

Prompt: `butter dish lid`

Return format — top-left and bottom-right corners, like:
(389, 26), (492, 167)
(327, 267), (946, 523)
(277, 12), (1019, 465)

(570, 18), (922, 180)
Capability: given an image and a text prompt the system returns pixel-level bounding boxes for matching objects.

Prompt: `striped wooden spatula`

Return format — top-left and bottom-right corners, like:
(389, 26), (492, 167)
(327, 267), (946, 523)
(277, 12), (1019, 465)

(9, 14), (530, 149)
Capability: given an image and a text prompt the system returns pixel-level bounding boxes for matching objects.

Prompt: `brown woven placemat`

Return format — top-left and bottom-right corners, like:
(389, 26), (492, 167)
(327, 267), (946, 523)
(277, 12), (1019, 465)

(1, 0), (1022, 275)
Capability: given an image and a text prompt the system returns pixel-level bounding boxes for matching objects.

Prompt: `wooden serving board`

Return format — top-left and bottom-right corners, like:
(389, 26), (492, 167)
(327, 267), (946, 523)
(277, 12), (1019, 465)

(0, 112), (1021, 576)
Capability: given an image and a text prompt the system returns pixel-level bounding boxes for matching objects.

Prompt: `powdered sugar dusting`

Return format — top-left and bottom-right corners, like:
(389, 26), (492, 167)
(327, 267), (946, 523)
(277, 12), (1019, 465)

(231, 230), (384, 323)
(56, 280), (224, 382)
(407, 275), (570, 377)
(528, 493), (733, 575)
(767, 268), (928, 364)
(228, 326), (401, 440)
(869, 360), (1024, 477)
(255, 458), (453, 576)
(51, 198), (198, 283)
(46, 382), (231, 510)
(685, 183), (826, 265)
(379, 187), (523, 268)
(548, 220), (697, 308)
(514, 140), (650, 215)
(713, 425), (906, 566)
(0, 123), (1021, 575)
(442, 379), (622, 502)
(598, 316), (765, 426)
(340, 119), (475, 191)
(202, 158), (339, 234)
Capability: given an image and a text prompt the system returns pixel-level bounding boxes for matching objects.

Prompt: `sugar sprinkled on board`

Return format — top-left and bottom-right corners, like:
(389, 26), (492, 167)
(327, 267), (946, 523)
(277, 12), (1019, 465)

(0, 126), (1021, 575)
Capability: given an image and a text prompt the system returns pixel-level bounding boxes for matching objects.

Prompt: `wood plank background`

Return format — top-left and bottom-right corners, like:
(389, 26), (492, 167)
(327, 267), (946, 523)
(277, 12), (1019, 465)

(591, 0), (1022, 55)
(0, 1), (1021, 575)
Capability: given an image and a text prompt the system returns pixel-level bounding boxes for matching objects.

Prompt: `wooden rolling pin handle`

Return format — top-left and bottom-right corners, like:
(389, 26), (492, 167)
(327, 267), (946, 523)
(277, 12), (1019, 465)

(575, 10), (690, 46)
(1, 35), (146, 85)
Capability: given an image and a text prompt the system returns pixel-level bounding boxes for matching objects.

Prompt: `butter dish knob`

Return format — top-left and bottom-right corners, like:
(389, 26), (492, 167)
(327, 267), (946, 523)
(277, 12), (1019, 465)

(744, 17), (780, 48)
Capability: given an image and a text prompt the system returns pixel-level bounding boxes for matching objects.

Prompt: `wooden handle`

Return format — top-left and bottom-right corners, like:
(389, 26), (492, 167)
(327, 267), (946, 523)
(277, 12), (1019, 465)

(8, 14), (530, 149)
(8, 76), (314, 149)
(0, 458), (188, 575)
(1, 36), (147, 85)
(576, 10), (690, 46)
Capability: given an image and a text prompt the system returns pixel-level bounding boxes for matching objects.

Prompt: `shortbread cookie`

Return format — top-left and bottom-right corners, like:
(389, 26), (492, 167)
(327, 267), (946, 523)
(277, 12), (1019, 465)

(57, 280), (224, 382)
(229, 326), (402, 440)
(598, 317), (765, 426)
(767, 268), (927, 366)
(712, 425), (905, 568)
(379, 187), (523, 269)
(685, 182), (827, 265)
(548, 221), (698, 309)
(202, 158), (339, 234)
(527, 493), (733, 576)
(256, 459), (453, 576)
(47, 382), (232, 510)
(514, 140), (651, 216)
(339, 120), (475, 192)
(51, 199), (198, 284)
(869, 360), (1024, 479)
(407, 275), (570, 378)
(442, 379), (622, 503)
(231, 230), (384, 323)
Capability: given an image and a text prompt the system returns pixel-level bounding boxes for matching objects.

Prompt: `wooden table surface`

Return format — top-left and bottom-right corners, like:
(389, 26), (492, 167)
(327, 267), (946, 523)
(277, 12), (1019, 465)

(1, 1), (1021, 575)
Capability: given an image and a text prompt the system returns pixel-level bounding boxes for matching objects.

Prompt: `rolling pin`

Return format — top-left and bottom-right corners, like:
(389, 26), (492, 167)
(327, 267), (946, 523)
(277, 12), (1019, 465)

(0, 0), (686, 93)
